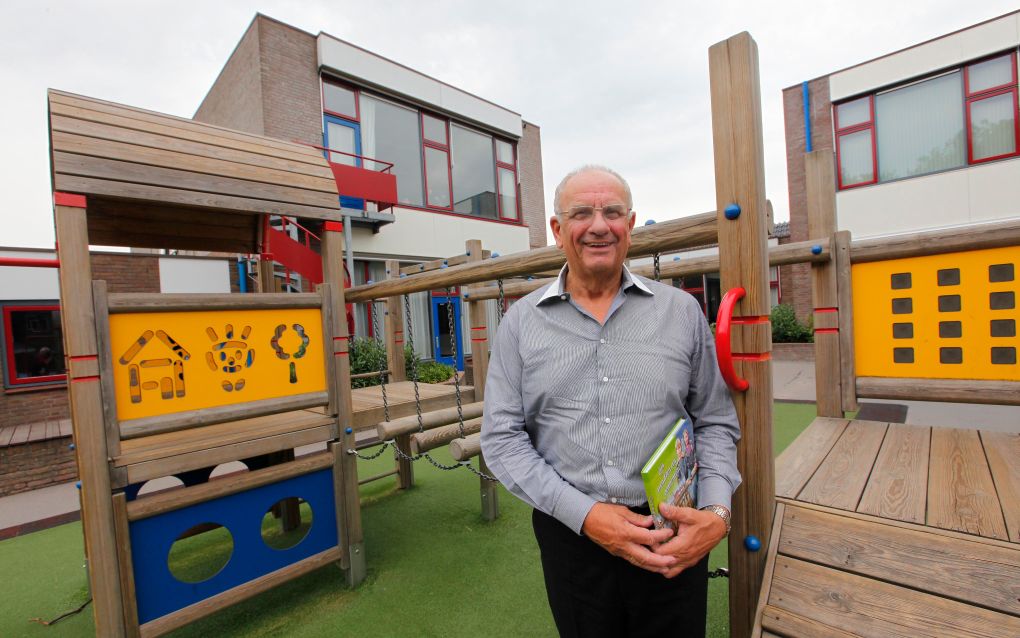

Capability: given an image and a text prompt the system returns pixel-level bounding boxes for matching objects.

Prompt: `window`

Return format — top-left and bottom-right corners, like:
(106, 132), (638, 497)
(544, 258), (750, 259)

(360, 95), (424, 206)
(422, 114), (453, 209)
(835, 51), (1019, 189)
(451, 124), (498, 218)
(495, 140), (519, 220)
(3, 305), (65, 387)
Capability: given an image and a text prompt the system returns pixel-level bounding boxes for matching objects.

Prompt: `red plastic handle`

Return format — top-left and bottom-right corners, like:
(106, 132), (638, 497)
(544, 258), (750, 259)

(715, 287), (749, 392)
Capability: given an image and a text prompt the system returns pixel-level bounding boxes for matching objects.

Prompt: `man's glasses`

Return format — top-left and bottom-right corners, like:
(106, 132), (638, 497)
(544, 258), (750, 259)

(561, 204), (630, 223)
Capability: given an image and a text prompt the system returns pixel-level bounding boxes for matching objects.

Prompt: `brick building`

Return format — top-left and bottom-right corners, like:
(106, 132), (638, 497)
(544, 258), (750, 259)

(783, 10), (1020, 321)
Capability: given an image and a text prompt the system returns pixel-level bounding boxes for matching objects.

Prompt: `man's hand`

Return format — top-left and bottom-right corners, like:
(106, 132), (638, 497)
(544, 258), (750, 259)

(652, 504), (727, 578)
(581, 502), (678, 574)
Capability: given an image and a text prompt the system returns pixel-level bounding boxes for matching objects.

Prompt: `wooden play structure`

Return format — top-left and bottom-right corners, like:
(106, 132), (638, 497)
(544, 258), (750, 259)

(45, 28), (1017, 638)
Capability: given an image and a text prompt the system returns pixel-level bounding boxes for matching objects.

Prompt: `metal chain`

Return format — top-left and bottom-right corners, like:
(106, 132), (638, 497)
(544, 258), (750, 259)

(708, 567), (730, 579)
(653, 252), (661, 282)
(404, 293), (424, 433)
(445, 288), (465, 438)
(389, 441), (498, 481)
(347, 441), (392, 460)
(496, 278), (506, 324)
(371, 299), (389, 423)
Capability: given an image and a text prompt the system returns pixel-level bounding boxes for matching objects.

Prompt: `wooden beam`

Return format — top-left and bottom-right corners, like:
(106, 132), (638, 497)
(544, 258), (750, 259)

(399, 250), (491, 275)
(849, 217), (1020, 263)
(833, 231), (858, 413)
(376, 401), (486, 439)
(805, 151), (841, 417)
(449, 433), (482, 462)
(384, 259), (412, 489)
(856, 377), (1020, 406)
(709, 32), (774, 638)
(106, 292), (321, 313)
(345, 212), (718, 302)
(465, 239), (498, 521)
(112, 493), (141, 637)
(409, 418), (483, 455)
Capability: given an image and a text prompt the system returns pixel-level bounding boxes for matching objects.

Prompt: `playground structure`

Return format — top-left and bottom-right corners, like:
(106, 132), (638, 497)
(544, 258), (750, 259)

(43, 29), (1018, 638)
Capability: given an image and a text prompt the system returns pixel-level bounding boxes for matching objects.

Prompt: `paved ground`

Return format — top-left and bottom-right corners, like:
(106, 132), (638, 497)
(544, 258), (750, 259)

(2, 360), (1016, 535)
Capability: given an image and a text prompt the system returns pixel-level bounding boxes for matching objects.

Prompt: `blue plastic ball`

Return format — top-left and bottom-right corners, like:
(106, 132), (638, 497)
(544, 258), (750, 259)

(69, 443), (76, 451)
(345, 427), (353, 435)
(724, 203), (741, 220)
(811, 244), (822, 255)
(75, 481), (82, 490)
(644, 219), (656, 226)
(744, 535), (762, 552)
(491, 252), (500, 258)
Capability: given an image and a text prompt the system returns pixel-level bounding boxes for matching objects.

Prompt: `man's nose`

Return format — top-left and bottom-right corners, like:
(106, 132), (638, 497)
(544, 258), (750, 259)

(588, 210), (611, 232)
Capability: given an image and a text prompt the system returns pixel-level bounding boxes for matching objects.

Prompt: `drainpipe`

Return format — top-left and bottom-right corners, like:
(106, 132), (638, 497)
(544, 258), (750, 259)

(802, 81), (813, 153)
(344, 214), (355, 289)
(237, 257), (247, 293)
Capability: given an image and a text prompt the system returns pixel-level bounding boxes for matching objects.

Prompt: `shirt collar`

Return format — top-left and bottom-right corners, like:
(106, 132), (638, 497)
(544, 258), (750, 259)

(538, 264), (654, 304)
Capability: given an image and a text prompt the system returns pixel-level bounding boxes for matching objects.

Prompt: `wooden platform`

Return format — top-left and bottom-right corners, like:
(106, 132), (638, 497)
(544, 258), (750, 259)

(350, 381), (475, 430)
(755, 418), (1020, 637)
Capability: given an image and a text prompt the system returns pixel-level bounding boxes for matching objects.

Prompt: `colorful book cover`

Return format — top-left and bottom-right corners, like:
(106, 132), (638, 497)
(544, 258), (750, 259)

(640, 416), (698, 530)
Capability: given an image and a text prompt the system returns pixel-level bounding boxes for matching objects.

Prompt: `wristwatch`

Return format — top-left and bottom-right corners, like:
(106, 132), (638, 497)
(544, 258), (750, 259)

(700, 504), (732, 536)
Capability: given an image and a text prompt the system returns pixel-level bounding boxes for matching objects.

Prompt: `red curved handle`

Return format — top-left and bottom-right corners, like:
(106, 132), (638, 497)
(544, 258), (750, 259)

(715, 287), (749, 392)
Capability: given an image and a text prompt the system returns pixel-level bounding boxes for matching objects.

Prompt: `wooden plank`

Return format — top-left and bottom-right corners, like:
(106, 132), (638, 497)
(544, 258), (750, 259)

(45, 420), (60, 441)
(377, 401), (486, 438)
(59, 419), (73, 437)
(123, 424), (332, 485)
(87, 228), (254, 255)
(353, 387), (476, 430)
(857, 424), (930, 523)
(138, 547), (342, 638)
(0, 427), (16, 447)
(409, 418), (483, 455)
(981, 431), (1020, 543)
(8, 424), (31, 446)
(466, 238), (498, 521)
(775, 417), (849, 504)
(769, 555), (1020, 637)
(88, 211), (255, 243)
(127, 452), (333, 521)
(27, 421), (48, 443)
(345, 212), (719, 302)
(55, 203), (125, 636)
(53, 152), (339, 210)
(399, 251), (491, 275)
(93, 281), (122, 460)
(55, 175), (340, 224)
(849, 217), (1020, 264)
(779, 503), (1020, 616)
(857, 377), (1020, 406)
(107, 292), (321, 313)
(928, 427), (1008, 540)
(833, 231), (858, 413)
(751, 503), (785, 638)
(798, 419), (887, 511)
(112, 493), (141, 637)
(805, 152), (841, 418)
(760, 605), (860, 638)
(449, 433), (482, 461)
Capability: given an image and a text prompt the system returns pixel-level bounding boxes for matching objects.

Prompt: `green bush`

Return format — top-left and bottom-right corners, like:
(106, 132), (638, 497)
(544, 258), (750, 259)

(770, 304), (813, 343)
(415, 360), (456, 384)
(350, 338), (454, 387)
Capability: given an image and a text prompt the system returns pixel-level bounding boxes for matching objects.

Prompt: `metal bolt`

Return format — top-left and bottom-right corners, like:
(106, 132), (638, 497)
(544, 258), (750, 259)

(724, 203), (741, 220)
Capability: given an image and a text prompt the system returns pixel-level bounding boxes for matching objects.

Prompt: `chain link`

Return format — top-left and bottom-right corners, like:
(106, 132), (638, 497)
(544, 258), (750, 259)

(404, 294), (424, 433)
(653, 252), (661, 282)
(445, 288), (465, 438)
(496, 278), (506, 325)
(371, 299), (389, 423)
(708, 567), (729, 579)
(347, 441), (392, 460)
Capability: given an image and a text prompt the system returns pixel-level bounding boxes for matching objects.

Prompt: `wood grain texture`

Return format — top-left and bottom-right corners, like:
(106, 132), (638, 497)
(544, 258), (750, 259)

(778, 503), (1020, 616)
(384, 260), (406, 383)
(850, 217), (1020, 264)
(927, 427), (1008, 540)
(856, 377), (1020, 406)
(92, 281), (121, 459)
(409, 418), (483, 454)
(760, 605), (861, 638)
(55, 204), (126, 637)
(107, 292), (321, 313)
(449, 433), (482, 461)
(768, 556), (1020, 638)
(834, 231), (859, 413)
(112, 493), (141, 638)
(857, 424), (930, 523)
(980, 431), (1020, 543)
(751, 502), (785, 638)
(775, 417), (849, 500)
(465, 239), (498, 521)
(798, 420), (887, 511)
(354, 386), (476, 430)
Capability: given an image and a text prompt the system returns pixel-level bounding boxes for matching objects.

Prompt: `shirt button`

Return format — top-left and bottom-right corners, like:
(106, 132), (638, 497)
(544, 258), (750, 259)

(610, 497), (618, 504)
(606, 460), (614, 466)
(560, 294), (567, 301)
(604, 417), (611, 423)
(600, 338), (606, 344)
(602, 376), (609, 383)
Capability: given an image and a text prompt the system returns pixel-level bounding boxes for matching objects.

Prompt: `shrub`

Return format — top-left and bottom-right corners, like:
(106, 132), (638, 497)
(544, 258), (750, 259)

(770, 304), (813, 343)
(415, 360), (455, 384)
(349, 337), (389, 388)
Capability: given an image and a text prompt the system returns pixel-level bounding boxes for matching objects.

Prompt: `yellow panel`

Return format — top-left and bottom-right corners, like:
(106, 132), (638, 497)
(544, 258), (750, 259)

(109, 308), (327, 420)
(852, 246), (1018, 380)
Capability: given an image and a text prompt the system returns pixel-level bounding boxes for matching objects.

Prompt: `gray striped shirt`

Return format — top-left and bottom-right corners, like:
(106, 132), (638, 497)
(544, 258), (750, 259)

(481, 265), (741, 534)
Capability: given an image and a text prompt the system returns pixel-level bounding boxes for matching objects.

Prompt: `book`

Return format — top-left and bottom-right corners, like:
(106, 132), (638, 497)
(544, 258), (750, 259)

(640, 415), (698, 530)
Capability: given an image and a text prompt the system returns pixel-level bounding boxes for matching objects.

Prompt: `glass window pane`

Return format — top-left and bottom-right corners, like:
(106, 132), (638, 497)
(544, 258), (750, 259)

(323, 83), (356, 118)
(451, 125), (497, 218)
(496, 140), (514, 164)
(971, 92), (1017, 160)
(498, 167), (517, 219)
(359, 95), (424, 206)
(9, 309), (65, 380)
(969, 55), (1013, 94)
(876, 71), (965, 181)
(423, 114), (447, 145)
(838, 129), (874, 186)
(326, 122), (357, 166)
(424, 147), (451, 207)
(837, 97), (870, 129)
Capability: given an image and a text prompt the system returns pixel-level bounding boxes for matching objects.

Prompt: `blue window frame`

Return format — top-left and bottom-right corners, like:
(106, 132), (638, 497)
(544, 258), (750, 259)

(430, 294), (463, 371)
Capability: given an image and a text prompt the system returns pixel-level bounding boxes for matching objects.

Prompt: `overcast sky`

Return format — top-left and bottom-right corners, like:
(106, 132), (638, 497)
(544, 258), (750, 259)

(2, 1), (1016, 248)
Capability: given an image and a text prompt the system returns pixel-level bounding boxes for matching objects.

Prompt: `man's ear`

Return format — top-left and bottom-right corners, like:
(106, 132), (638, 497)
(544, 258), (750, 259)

(628, 211), (637, 232)
(550, 215), (563, 248)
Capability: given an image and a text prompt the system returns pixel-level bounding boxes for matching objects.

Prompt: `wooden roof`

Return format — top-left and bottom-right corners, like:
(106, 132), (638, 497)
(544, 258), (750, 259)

(47, 89), (341, 252)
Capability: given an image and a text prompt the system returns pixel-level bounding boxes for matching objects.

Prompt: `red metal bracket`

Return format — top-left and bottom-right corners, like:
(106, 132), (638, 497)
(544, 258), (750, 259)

(53, 192), (86, 208)
(323, 221), (345, 233)
(715, 287), (750, 392)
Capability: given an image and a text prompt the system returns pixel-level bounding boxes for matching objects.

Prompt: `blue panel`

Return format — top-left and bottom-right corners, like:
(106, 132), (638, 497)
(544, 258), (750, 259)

(129, 468), (338, 624)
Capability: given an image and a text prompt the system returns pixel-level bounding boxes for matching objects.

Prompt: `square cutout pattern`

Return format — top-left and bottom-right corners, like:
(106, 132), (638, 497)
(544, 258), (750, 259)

(892, 298), (913, 314)
(939, 321), (963, 338)
(991, 347), (1016, 365)
(940, 347), (963, 364)
(989, 263), (1014, 283)
(990, 291), (1015, 310)
(892, 323), (913, 339)
(893, 347), (914, 364)
(890, 273), (912, 289)
(990, 319), (1016, 338)
(937, 268), (960, 286)
(938, 295), (961, 312)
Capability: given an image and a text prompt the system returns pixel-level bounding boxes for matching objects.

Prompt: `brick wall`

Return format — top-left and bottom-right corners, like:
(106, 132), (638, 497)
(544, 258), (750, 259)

(0, 388), (68, 429)
(0, 437), (77, 497)
(782, 76), (833, 322)
(91, 252), (161, 293)
(519, 120), (548, 249)
(193, 17), (265, 135)
(257, 17), (322, 146)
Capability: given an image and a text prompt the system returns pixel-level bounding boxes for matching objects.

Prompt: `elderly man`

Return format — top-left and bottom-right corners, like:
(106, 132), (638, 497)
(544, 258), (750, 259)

(481, 165), (740, 637)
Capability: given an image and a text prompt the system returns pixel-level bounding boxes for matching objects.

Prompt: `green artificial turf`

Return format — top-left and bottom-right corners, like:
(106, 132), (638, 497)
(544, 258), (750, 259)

(0, 402), (817, 637)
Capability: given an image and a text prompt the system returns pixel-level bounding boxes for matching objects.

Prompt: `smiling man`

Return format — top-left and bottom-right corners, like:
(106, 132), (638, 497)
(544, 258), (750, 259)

(481, 166), (741, 637)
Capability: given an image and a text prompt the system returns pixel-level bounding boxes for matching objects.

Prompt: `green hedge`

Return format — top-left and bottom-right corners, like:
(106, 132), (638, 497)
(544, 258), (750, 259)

(349, 337), (454, 387)
(770, 304), (813, 343)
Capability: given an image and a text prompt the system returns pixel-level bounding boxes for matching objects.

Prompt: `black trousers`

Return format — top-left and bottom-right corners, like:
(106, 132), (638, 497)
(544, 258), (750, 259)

(533, 508), (709, 638)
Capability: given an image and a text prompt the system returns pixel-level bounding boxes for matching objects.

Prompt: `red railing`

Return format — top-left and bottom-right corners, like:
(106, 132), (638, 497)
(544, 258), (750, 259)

(0, 257), (60, 268)
(298, 142), (399, 211)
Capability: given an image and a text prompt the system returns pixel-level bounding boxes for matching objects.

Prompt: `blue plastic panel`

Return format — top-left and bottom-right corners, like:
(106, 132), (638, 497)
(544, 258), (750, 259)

(129, 468), (338, 624)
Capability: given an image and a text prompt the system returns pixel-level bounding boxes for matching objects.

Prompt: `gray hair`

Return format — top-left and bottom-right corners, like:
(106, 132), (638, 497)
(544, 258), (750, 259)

(552, 165), (633, 216)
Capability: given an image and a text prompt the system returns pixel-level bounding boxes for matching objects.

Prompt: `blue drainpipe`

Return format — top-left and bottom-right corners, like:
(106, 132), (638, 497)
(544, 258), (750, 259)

(802, 81), (812, 153)
(237, 258), (247, 293)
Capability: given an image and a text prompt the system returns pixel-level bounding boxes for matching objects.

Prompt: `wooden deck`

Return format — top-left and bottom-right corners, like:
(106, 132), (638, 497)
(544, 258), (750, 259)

(755, 418), (1020, 637)
(350, 380), (475, 430)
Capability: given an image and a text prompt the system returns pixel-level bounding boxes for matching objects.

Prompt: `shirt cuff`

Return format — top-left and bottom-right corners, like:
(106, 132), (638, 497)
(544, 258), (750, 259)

(552, 488), (598, 535)
(696, 476), (733, 512)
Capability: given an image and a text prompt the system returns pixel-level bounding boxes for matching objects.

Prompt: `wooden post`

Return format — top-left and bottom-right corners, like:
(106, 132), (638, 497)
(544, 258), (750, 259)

(465, 240), (498, 521)
(54, 199), (127, 637)
(321, 222), (365, 586)
(385, 259), (413, 489)
(834, 230), (859, 413)
(805, 150), (842, 417)
(708, 33), (775, 638)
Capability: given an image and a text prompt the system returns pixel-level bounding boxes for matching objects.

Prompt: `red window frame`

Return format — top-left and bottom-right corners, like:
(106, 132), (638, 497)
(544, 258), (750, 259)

(963, 52), (1020, 165)
(833, 95), (877, 189)
(421, 112), (454, 211)
(3, 305), (66, 387)
(494, 139), (521, 221)
(321, 79), (360, 122)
